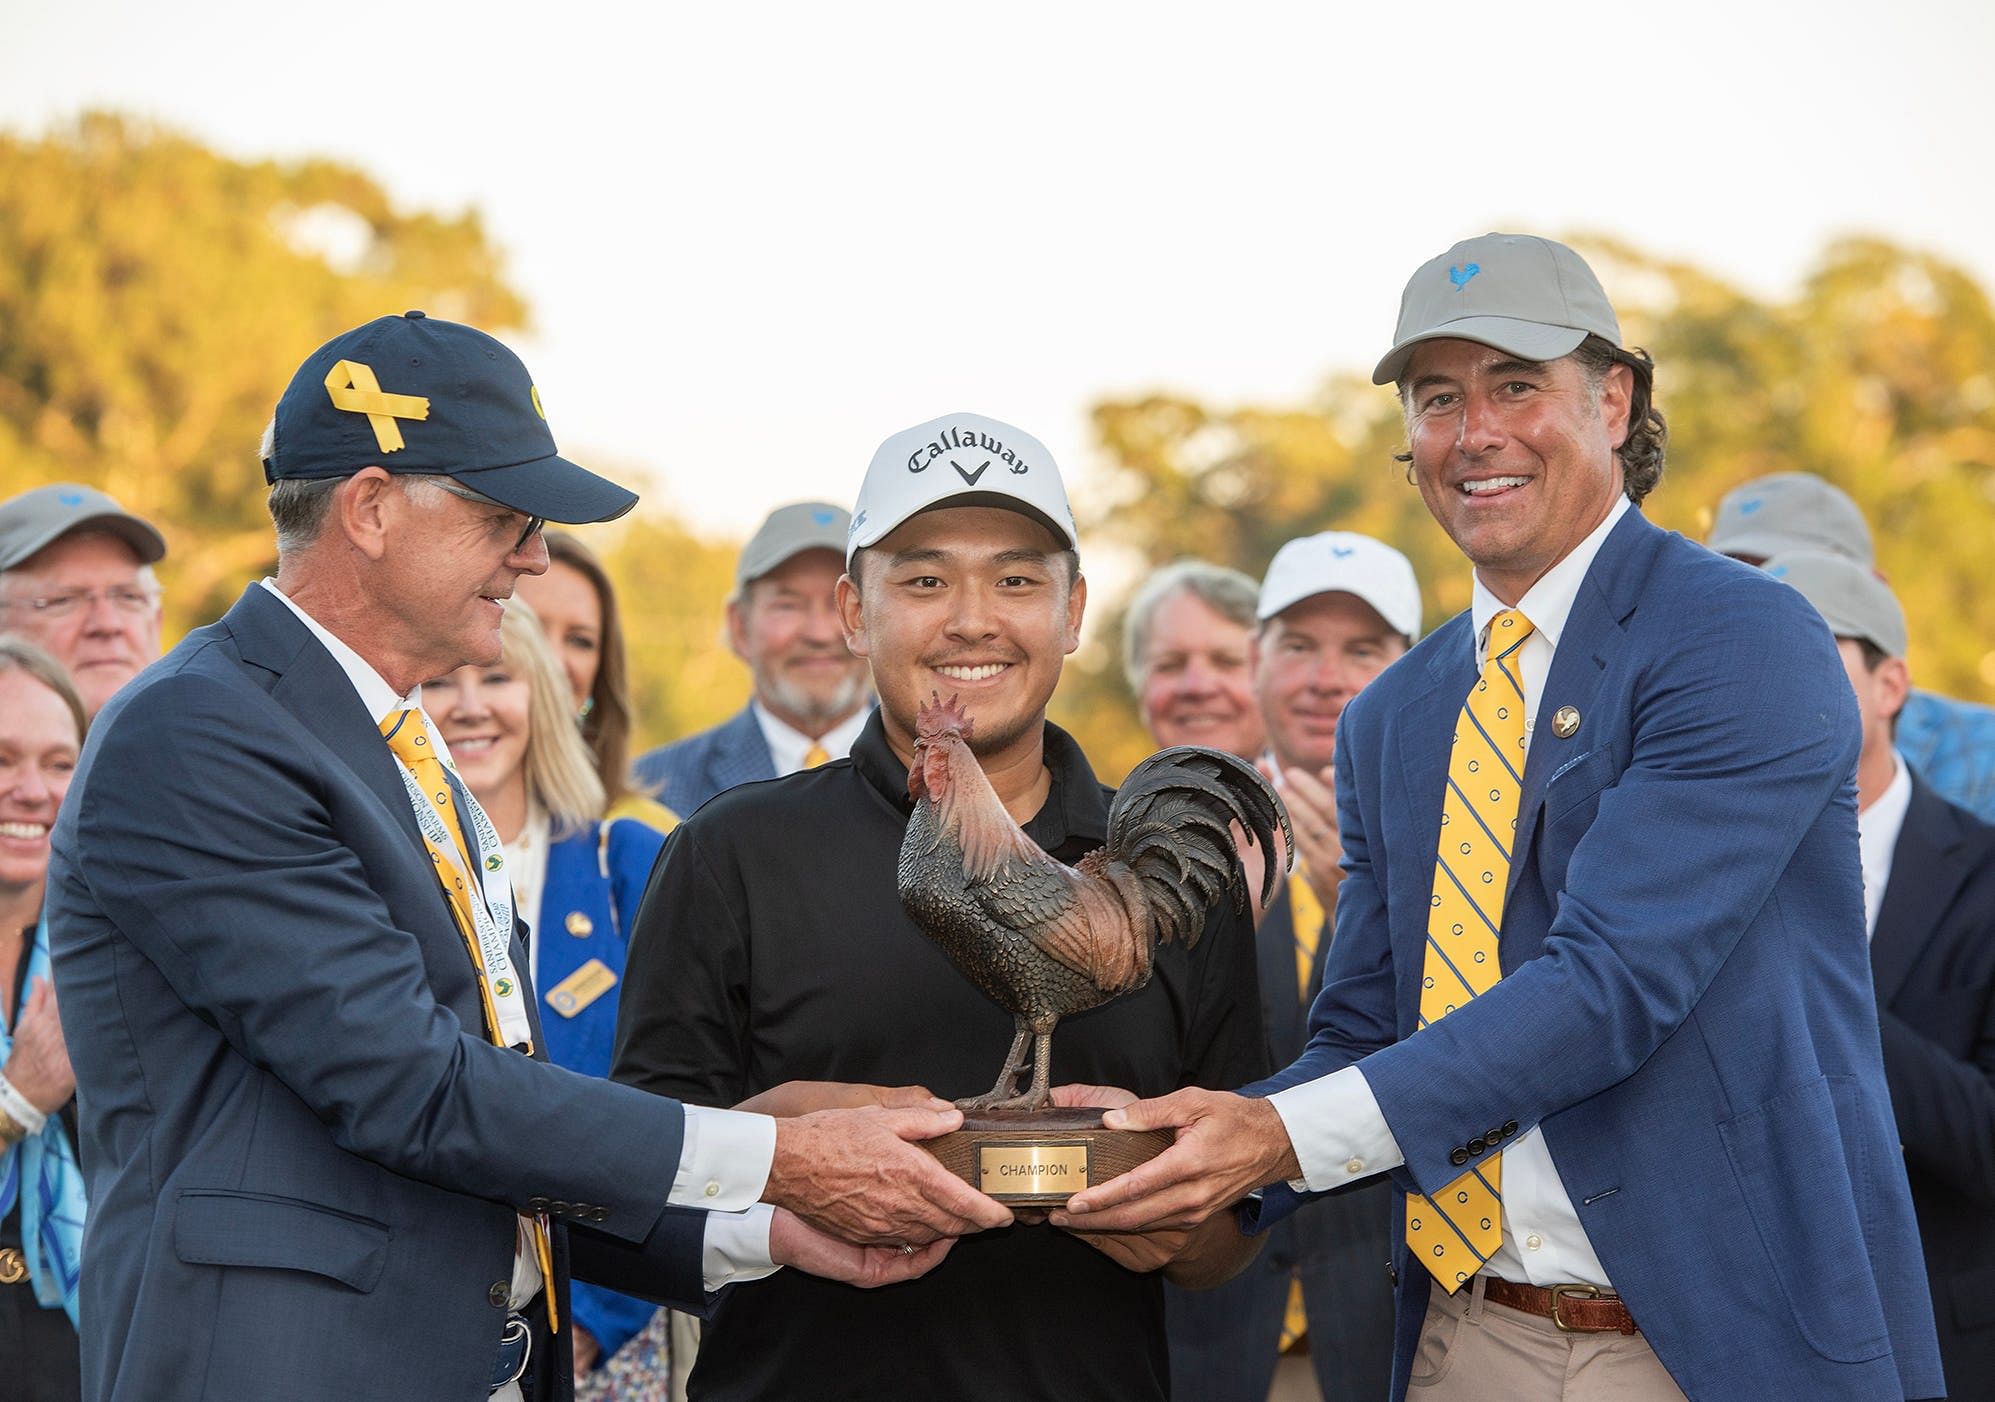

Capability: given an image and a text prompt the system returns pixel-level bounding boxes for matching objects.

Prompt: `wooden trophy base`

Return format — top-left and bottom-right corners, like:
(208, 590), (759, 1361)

(922, 1106), (1173, 1206)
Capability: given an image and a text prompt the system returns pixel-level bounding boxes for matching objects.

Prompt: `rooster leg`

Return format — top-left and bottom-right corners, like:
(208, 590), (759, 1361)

(1020, 1028), (1054, 1112)
(956, 1021), (1032, 1111)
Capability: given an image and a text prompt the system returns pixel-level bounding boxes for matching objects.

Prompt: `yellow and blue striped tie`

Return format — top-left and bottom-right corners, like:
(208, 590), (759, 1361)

(1406, 608), (1533, 1292)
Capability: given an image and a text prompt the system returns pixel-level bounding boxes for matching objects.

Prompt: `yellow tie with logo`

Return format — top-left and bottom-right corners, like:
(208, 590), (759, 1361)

(803, 742), (831, 769)
(379, 709), (559, 1331)
(1407, 608), (1534, 1293)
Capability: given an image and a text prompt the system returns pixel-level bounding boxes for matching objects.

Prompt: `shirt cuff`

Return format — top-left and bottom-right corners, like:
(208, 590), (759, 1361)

(1268, 1064), (1405, 1193)
(701, 1204), (780, 1289)
(671, 1106), (775, 1211)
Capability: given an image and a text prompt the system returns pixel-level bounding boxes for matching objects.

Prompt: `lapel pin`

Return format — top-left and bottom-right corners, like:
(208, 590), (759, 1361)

(1552, 706), (1581, 739)
(565, 912), (594, 937)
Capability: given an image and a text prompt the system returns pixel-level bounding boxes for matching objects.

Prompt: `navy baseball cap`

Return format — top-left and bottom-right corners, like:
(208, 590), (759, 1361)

(262, 311), (637, 524)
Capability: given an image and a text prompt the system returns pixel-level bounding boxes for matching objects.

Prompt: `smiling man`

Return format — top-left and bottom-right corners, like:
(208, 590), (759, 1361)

(0, 484), (167, 718)
(613, 412), (1268, 1401)
(1122, 559), (1266, 759)
(633, 501), (872, 814)
(1061, 236), (1944, 1402)
(45, 316), (995, 1402)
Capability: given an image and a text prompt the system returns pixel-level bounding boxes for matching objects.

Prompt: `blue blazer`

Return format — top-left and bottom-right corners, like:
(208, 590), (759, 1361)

(1247, 510), (1943, 1402)
(537, 816), (669, 1361)
(632, 705), (774, 818)
(47, 586), (710, 1402)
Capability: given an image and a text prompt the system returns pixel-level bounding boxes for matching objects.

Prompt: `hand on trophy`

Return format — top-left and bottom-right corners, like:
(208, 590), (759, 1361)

(764, 1105), (1014, 1246)
(768, 1206), (958, 1287)
(1055, 1087), (1301, 1233)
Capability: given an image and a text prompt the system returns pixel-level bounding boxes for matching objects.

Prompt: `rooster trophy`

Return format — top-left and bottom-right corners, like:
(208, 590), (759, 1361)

(898, 692), (1291, 1112)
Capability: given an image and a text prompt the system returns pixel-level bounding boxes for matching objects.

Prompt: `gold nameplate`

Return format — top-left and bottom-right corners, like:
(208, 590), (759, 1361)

(545, 958), (617, 1018)
(978, 1142), (1089, 1198)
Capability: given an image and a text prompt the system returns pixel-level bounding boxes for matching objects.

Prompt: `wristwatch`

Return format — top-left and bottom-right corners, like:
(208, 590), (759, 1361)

(0, 1109), (26, 1148)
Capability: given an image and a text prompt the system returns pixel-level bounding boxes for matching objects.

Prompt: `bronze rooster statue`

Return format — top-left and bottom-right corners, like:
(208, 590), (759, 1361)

(898, 692), (1291, 1112)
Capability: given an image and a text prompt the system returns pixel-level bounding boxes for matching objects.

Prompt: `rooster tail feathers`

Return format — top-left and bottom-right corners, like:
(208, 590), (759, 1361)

(1105, 747), (1293, 937)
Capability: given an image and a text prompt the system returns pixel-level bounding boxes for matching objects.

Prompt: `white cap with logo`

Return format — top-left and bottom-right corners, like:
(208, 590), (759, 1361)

(1257, 531), (1422, 642)
(847, 412), (1078, 566)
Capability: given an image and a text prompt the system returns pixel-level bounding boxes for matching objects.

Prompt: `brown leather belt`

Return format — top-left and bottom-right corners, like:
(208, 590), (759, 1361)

(1484, 1278), (1639, 1335)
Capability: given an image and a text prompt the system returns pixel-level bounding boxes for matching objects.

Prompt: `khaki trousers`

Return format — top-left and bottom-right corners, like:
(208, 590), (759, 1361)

(1407, 1275), (1689, 1402)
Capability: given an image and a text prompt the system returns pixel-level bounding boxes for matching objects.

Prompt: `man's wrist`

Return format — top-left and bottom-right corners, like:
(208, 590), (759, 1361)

(0, 1073), (48, 1137)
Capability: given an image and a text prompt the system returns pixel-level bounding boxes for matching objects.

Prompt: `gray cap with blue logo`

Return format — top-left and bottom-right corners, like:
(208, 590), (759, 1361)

(1373, 233), (1623, 386)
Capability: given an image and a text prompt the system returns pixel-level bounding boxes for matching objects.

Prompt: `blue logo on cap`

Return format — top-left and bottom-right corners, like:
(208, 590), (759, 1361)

(1768, 563), (1789, 578)
(1738, 498), (1763, 515)
(57, 490), (84, 507)
(1449, 263), (1481, 290)
(811, 509), (836, 527)
(1331, 545), (1355, 559)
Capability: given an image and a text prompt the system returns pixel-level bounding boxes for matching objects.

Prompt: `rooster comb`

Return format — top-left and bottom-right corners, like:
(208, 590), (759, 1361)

(916, 691), (975, 742)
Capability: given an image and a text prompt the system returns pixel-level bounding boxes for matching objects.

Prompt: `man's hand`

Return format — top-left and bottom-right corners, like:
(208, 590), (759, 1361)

(1058, 1212), (1263, 1289)
(768, 1207), (955, 1287)
(4, 978), (74, 1114)
(765, 1105), (1013, 1246)
(571, 1325), (600, 1375)
(1054, 1088), (1299, 1233)
(1275, 764), (1343, 908)
(1049, 1082), (1137, 1111)
(735, 1081), (951, 1117)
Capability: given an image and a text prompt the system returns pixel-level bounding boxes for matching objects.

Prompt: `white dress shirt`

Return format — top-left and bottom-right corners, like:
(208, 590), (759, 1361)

(753, 699), (869, 774)
(1858, 752), (1912, 941)
(258, 582), (780, 1304)
(1267, 496), (1632, 1288)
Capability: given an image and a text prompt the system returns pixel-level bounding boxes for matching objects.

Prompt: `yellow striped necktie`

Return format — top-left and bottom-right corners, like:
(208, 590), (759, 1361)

(1406, 608), (1534, 1293)
(379, 709), (560, 1332)
(803, 742), (831, 768)
(1288, 866), (1326, 1002)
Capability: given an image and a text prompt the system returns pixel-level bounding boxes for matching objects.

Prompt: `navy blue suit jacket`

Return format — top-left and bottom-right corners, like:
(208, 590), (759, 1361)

(1247, 510), (1943, 1401)
(1871, 772), (1995, 1394)
(632, 706), (774, 817)
(47, 586), (709, 1402)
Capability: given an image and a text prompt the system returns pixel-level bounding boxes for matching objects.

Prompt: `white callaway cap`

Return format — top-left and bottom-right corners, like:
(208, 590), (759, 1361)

(1257, 531), (1423, 642)
(847, 412), (1078, 565)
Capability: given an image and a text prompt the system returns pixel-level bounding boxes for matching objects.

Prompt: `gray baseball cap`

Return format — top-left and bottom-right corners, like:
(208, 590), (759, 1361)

(1708, 472), (1874, 566)
(1764, 549), (1906, 658)
(1373, 233), (1622, 386)
(737, 501), (851, 587)
(0, 483), (167, 572)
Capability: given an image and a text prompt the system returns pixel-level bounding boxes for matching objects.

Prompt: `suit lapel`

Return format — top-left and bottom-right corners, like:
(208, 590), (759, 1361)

(1871, 776), (1968, 1006)
(226, 587), (425, 851)
(1508, 510), (1656, 894)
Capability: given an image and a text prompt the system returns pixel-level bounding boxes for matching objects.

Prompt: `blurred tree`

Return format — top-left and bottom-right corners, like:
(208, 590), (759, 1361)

(1066, 235), (1995, 782)
(0, 111), (525, 631)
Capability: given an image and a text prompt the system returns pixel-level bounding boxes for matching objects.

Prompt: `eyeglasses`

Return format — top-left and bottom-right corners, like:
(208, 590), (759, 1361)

(427, 478), (545, 554)
(0, 585), (160, 622)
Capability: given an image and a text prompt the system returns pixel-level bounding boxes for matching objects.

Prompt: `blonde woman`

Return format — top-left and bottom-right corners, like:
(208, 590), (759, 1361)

(425, 600), (673, 1394)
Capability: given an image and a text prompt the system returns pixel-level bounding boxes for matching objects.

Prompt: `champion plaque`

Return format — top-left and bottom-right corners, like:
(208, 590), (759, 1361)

(922, 1108), (1174, 1206)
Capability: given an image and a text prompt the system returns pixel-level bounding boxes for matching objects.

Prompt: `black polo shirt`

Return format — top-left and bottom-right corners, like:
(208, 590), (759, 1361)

(613, 713), (1268, 1402)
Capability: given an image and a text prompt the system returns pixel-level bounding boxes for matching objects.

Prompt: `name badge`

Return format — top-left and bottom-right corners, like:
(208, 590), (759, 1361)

(546, 958), (618, 1018)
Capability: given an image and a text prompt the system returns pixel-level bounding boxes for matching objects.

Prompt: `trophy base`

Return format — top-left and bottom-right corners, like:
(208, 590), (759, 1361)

(922, 1106), (1172, 1206)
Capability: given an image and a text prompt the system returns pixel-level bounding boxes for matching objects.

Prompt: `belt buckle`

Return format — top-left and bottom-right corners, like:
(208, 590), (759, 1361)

(1549, 1282), (1601, 1332)
(0, 1247), (25, 1286)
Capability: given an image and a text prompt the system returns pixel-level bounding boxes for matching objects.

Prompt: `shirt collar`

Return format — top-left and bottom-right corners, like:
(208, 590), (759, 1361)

(259, 578), (416, 725)
(751, 698), (871, 773)
(1470, 495), (1632, 660)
